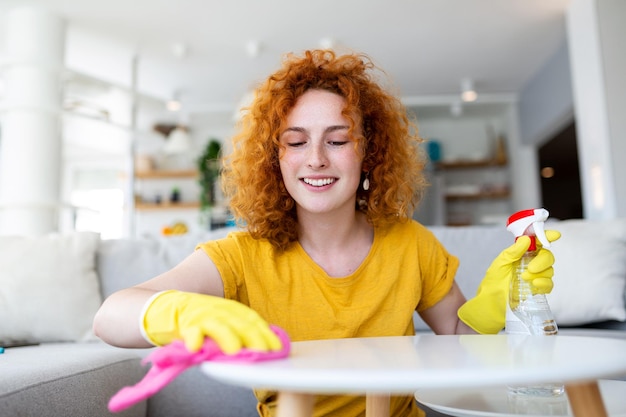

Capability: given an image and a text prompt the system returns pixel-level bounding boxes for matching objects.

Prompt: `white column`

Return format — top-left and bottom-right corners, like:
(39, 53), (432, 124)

(567, 0), (625, 219)
(0, 7), (65, 235)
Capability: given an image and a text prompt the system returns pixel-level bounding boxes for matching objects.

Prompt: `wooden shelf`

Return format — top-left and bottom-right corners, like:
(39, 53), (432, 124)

(446, 221), (473, 227)
(445, 190), (511, 201)
(135, 201), (200, 211)
(436, 159), (507, 170)
(135, 169), (198, 179)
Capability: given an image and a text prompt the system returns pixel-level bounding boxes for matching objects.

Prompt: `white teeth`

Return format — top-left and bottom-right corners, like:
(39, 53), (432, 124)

(303, 178), (335, 187)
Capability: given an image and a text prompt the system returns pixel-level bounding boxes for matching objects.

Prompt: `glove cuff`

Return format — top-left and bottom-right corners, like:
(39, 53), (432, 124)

(458, 298), (505, 335)
(139, 290), (175, 346)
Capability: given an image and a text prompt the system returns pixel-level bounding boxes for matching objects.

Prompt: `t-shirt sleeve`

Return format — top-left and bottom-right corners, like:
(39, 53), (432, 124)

(196, 232), (249, 303)
(414, 225), (459, 312)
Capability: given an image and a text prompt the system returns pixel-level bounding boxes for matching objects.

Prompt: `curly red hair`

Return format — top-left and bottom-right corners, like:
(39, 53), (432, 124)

(222, 49), (427, 250)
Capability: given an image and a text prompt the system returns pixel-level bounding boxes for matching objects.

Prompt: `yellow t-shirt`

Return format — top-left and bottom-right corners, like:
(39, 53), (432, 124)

(198, 220), (459, 417)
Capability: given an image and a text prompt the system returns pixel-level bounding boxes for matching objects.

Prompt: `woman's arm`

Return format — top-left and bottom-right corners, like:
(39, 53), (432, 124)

(418, 282), (476, 335)
(93, 249), (225, 348)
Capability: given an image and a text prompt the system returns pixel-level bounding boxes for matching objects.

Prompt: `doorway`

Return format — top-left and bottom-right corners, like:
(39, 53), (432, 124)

(538, 121), (583, 220)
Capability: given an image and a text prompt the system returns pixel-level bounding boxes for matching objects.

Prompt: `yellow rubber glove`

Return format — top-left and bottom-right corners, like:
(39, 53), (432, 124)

(141, 290), (282, 353)
(457, 230), (560, 334)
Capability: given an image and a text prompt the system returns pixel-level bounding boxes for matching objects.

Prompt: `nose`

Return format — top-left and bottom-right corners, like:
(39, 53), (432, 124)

(307, 142), (328, 168)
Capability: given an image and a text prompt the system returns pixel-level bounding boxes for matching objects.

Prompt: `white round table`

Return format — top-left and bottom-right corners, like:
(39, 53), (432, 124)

(202, 334), (626, 417)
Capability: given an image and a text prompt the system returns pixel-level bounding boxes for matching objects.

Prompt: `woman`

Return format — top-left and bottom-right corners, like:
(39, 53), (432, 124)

(94, 50), (558, 417)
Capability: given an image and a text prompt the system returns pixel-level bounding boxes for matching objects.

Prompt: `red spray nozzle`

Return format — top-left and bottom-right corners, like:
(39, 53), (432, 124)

(506, 208), (550, 250)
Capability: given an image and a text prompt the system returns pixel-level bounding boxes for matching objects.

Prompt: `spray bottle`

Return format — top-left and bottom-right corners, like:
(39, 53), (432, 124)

(505, 208), (558, 335)
(505, 208), (563, 397)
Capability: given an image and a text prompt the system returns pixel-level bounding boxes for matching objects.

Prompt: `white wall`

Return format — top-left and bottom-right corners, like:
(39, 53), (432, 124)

(506, 104), (542, 213)
(518, 41), (574, 147)
(567, 0), (624, 219)
(515, 0), (626, 220)
(596, 0), (626, 218)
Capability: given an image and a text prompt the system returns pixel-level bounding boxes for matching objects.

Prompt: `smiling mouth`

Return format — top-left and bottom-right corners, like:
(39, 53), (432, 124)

(302, 178), (336, 187)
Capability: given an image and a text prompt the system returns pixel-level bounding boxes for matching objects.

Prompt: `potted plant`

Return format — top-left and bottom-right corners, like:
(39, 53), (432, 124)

(197, 139), (222, 213)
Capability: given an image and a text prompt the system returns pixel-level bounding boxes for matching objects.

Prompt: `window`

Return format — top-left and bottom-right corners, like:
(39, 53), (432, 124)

(64, 167), (127, 239)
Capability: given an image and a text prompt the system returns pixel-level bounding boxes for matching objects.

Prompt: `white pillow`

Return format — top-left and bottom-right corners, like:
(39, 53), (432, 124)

(547, 218), (626, 326)
(0, 232), (102, 344)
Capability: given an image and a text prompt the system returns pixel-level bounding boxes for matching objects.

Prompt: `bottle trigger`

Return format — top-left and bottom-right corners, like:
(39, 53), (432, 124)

(534, 220), (550, 248)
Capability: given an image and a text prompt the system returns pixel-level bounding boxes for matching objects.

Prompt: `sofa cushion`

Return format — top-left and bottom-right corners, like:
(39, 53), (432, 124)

(97, 229), (235, 299)
(548, 218), (626, 325)
(97, 238), (171, 299)
(0, 232), (102, 344)
(0, 342), (148, 417)
(416, 225), (513, 331)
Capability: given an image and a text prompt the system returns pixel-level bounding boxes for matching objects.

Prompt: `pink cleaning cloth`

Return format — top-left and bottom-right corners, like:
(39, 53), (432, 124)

(108, 325), (290, 413)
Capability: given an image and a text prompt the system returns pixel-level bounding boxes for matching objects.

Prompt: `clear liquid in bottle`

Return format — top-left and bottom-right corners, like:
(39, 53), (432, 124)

(506, 249), (564, 397)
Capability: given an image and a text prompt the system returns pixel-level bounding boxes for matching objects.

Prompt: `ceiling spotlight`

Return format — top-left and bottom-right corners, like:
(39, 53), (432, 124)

(319, 37), (336, 50)
(166, 91), (183, 112)
(246, 40), (262, 58)
(461, 78), (478, 102)
(171, 42), (189, 59)
(166, 98), (182, 112)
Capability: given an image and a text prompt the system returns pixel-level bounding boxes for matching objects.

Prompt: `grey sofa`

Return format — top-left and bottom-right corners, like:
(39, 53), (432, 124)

(1, 218), (625, 417)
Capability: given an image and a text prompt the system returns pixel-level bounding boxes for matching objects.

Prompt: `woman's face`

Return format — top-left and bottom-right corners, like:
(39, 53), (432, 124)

(278, 89), (364, 217)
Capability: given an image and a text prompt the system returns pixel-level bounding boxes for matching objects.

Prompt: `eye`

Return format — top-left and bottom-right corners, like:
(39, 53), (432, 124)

(327, 136), (349, 146)
(280, 131), (307, 148)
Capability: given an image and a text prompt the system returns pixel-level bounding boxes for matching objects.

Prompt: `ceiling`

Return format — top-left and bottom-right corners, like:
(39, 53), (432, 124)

(0, 0), (571, 116)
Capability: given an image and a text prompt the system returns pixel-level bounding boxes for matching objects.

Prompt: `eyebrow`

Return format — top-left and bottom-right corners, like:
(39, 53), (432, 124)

(282, 125), (350, 135)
